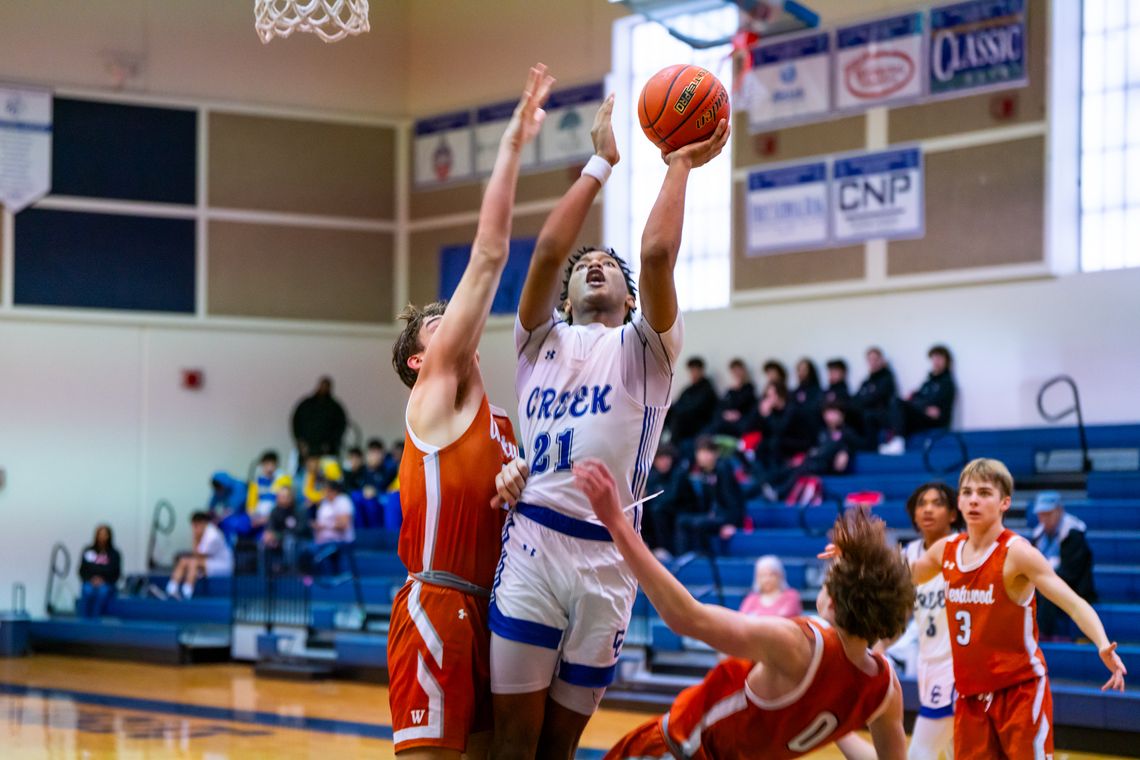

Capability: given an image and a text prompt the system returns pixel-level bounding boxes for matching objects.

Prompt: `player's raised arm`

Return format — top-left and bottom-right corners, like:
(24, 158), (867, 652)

(638, 119), (729, 332)
(574, 458), (811, 669)
(517, 96), (620, 330)
(1008, 539), (1128, 691)
(416, 64), (555, 396)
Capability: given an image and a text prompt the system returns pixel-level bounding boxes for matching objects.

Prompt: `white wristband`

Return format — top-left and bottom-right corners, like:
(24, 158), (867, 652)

(581, 155), (613, 186)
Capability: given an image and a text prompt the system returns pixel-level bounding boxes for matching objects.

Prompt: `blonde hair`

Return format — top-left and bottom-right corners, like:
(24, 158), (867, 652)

(959, 458), (1014, 499)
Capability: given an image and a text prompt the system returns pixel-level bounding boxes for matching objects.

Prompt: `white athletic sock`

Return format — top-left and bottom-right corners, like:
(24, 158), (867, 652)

(166, 580), (178, 597)
(907, 715), (954, 760)
(181, 583), (195, 600)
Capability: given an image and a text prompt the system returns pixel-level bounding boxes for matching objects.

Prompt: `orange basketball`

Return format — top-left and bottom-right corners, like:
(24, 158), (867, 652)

(639, 64), (730, 152)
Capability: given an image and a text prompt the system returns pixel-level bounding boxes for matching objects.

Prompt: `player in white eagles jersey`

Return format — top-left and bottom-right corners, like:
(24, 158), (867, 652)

(900, 482), (962, 760)
(487, 96), (729, 759)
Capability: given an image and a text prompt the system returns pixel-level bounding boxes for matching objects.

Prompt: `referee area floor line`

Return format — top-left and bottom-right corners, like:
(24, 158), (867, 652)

(0, 680), (609, 758)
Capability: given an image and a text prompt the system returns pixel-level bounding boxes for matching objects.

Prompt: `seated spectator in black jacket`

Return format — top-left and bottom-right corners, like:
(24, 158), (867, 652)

(887, 345), (957, 445)
(671, 437), (745, 556)
(739, 381), (792, 469)
(708, 358), (757, 436)
(761, 359), (788, 388)
(788, 358), (824, 441)
(1032, 492), (1097, 641)
(665, 357), (718, 451)
(344, 446), (366, 492)
(77, 524), (121, 618)
(759, 402), (864, 501)
(824, 359), (851, 406)
(643, 443), (686, 559)
(853, 346), (898, 448)
(262, 479), (313, 572)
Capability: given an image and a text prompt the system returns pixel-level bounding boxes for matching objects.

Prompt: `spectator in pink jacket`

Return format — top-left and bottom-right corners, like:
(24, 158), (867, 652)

(738, 555), (802, 618)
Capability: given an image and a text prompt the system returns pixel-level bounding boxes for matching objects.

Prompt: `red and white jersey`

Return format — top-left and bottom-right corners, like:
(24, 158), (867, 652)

(659, 618), (895, 759)
(398, 396), (519, 589)
(943, 530), (1048, 696)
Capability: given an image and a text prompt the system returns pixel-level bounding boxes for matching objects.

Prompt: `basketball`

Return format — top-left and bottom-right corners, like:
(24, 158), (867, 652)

(639, 64), (730, 152)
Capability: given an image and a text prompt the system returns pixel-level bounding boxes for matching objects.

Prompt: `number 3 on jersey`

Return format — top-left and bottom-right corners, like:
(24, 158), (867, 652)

(955, 610), (972, 646)
(532, 428), (574, 474)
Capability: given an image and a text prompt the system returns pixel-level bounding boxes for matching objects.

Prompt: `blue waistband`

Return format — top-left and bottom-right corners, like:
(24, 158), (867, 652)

(516, 503), (613, 542)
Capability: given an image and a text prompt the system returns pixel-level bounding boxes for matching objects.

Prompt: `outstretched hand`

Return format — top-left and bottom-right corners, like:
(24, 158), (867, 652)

(504, 64), (556, 152)
(817, 543), (840, 560)
(662, 118), (730, 168)
(591, 94), (620, 166)
(1100, 642), (1128, 692)
(573, 458), (623, 529)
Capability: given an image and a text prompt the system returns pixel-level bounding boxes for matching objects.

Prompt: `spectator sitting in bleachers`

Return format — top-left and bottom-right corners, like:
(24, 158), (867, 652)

(739, 381), (792, 473)
(882, 345), (957, 453)
(244, 449), (281, 533)
(261, 478), (312, 572)
(757, 401), (863, 501)
(853, 346), (898, 450)
(343, 446), (365, 492)
(1033, 492), (1097, 641)
(665, 357), (719, 453)
(207, 471), (246, 515)
(77, 524), (121, 618)
(671, 437), (744, 557)
(761, 359), (788, 388)
(295, 454), (326, 512)
(824, 358), (851, 406)
(643, 443), (685, 561)
(787, 358), (824, 449)
(313, 473), (355, 574)
(739, 555), (802, 619)
(166, 512), (233, 600)
(707, 358), (756, 437)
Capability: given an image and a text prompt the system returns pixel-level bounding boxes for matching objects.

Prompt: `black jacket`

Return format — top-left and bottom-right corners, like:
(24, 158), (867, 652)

(677, 459), (744, 526)
(666, 377), (719, 441)
(718, 382), (757, 418)
(911, 371), (957, 424)
(291, 393), (348, 456)
(825, 381), (851, 406)
(1033, 514), (1097, 603)
(79, 545), (122, 585)
(855, 366), (897, 412)
(804, 426), (865, 474)
(268, 505), (314, 541)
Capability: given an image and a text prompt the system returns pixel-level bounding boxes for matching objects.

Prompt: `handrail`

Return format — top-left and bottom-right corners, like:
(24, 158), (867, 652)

(671, 551), (725, 608)
(147, 499), (178, 571)
(799, 492), (844, 538)
(45, 543), (71, 616)
(12, 583), (26, 616)
(923, 429), (970, 475)
(1037, 375), (1091, 473)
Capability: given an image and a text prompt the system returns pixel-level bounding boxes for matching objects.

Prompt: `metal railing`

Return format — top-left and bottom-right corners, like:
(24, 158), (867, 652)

(11, 583), (26, 616)
(45, 543), (71, 616)
(923, 429), (970, 475)
(147, 499), (178, 571)
(1037, 375), (1092, 473)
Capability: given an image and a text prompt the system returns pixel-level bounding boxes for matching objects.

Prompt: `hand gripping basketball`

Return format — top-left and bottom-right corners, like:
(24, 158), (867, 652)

(504, 64), (556, 152)
(662, 118), (730, 168)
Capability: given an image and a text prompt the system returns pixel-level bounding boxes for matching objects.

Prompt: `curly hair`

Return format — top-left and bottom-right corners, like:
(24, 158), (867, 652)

(824, 509), (915, 643)
(559, 246), (637, 325)
(905, 481), (964, 532)
(391, 301), (448, 389)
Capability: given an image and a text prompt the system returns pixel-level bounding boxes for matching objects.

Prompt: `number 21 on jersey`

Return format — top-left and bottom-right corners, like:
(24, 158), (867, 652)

(531, 428), (574, 474)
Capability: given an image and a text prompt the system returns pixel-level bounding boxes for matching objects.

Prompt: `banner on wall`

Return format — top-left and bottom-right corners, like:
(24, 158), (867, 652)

(745, 161), (830, 256)
(929, 0), (1027, 96)
(0, 85), (52, 212)
(538, 83), (605, 165)
(413, 111), (474, 187)
(474, 99), (538, 175)
(835, 13), (925, 110)
(439, 238), (535, 315)
(746, 32), (831, 130)
(831, 146), (924, 244)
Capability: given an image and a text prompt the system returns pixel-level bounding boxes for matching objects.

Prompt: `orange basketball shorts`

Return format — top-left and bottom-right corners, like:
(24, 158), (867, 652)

(387, 579), (492, 753)
(604, 715), (672, 760)
(955, 675), (1054, 760)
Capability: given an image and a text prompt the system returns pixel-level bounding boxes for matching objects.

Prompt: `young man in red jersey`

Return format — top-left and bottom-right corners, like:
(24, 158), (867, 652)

(385, 65), (551, 760)
(577, 458), (910, 760)
(906, 458), (1126, 760)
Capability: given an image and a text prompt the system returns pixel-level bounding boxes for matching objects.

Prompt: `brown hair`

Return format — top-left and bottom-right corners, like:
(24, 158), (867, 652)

(392, 301), (448, 389)
(824, 509), (914, 643)
(959, 458), (1014, 499)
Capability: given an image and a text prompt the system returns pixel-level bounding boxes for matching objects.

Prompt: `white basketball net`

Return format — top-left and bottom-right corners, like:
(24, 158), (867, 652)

(254, 0), (370, 44)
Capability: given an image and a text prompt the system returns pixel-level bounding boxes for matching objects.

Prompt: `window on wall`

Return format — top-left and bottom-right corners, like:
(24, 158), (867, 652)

(1081, 1), (1140, 271)
(611, 6), (735, 311)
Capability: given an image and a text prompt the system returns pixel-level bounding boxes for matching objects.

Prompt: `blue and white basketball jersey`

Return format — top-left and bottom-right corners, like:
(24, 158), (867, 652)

(906, 537), (953, 662)
(514, 310), (682, 524)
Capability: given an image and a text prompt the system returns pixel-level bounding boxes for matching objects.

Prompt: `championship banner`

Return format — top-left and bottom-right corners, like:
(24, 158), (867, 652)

(538, 82), (605, 165)
(474, 99), (538, 175)
(929, 0), (1027, 96)
(835, 13), (925, 110)
(832, 146), (924, 244)
(413, 110), (474, 187)
(745, 161), (829, 255)
(746, 32), (831, 130)
(0, 85), (52, 212)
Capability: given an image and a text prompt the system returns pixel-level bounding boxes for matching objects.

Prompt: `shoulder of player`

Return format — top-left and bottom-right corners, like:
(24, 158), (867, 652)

(1003, 533), (1047, 570)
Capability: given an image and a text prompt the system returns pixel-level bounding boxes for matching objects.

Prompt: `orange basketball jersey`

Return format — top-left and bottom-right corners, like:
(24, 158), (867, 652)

(943, 530), (1048, 696)
(655, 618), (894, 759)
(398, 397), (519, 589)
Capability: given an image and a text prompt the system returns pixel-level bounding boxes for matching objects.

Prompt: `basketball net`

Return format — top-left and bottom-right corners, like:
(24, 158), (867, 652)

(254, 0), (370, 44)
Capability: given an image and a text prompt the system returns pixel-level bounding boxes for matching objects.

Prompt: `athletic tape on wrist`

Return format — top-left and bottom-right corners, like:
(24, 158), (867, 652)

(581, 155), (613, 186)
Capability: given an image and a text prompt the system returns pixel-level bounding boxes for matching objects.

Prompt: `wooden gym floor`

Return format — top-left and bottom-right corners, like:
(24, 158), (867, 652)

(0, 655), (1127, 759)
